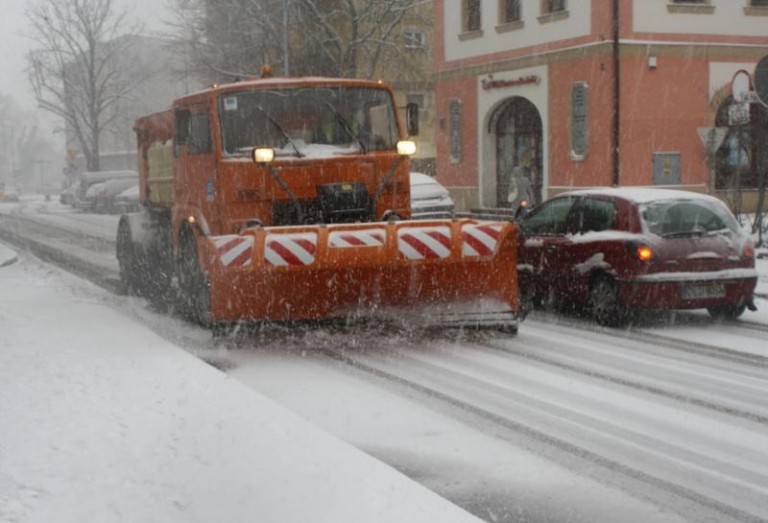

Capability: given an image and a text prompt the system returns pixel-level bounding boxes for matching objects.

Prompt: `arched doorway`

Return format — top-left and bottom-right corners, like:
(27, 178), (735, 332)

(492, 97), (543, 208)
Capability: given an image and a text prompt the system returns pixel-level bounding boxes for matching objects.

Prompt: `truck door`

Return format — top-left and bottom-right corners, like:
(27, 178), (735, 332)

(174, 107), (219, 232)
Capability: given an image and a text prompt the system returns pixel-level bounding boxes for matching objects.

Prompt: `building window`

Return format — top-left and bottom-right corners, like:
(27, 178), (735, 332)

(407, 93), (425, 109)
(403, 30), (426, 49)
(502, 0), (521, 23)
(745, 0), (768, 15)
(449, 100), (462, 163)
(463, 0), (481, 33)
(570, 83), (589, 160)
(542, 0), (566, 13)
(667, 1), (715, 14)
(538, 0), (568, 23)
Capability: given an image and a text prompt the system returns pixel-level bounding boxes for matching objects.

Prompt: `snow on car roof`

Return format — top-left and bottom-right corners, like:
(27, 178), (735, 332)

(560, 187), (724, 205)
(410, 172), (439, 185)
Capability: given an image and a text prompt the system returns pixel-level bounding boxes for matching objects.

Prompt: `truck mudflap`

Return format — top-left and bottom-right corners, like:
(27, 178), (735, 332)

(198, 218), (519, 330)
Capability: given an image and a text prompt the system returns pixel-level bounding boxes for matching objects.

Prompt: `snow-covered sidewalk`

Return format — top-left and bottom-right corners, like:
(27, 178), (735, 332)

(0, 244), (482, 523)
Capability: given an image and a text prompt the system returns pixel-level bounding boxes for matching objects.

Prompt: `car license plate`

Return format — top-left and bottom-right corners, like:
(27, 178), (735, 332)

(681, 282), (726, 300)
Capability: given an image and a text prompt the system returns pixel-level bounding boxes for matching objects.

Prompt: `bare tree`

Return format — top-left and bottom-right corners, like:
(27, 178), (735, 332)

(164, 0), (282, 82)
(166, 0), (428, 82)
(25, 0), (144, 171)
(294, 0), (421, 78)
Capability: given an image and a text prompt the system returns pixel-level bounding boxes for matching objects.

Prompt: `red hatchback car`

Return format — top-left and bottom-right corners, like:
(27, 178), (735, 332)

(517, 188), (758, 326)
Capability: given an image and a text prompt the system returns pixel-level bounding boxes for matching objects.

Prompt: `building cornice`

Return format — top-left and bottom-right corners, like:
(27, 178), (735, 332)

(435, 39), (768, 81)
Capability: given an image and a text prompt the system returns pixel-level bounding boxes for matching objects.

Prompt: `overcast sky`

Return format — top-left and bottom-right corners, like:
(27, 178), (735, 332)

(0, 0), (171, 134)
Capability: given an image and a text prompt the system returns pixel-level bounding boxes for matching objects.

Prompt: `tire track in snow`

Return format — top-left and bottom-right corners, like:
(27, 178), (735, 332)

(313, 335), (768, 523)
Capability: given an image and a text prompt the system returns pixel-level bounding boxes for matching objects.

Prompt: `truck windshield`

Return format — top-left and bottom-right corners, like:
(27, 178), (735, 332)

(218, 86), (399, 158)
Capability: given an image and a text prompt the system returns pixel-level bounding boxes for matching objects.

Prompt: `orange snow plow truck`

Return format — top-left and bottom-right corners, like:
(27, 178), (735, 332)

(116, 77), (519, 332)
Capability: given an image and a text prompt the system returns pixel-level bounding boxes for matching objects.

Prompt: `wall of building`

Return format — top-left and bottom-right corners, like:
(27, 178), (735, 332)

(548, 49), (617, 191)
(442, 0), (593, 63)
(434, 0), (768, 211)
(632, 1), (768, 38)
(435, 75), (480, 208)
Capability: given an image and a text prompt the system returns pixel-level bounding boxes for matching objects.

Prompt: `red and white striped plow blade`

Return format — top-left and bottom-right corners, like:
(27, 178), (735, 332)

(397, 225), (452, 260)
(328, 228), (386, 248)
(264, 232), (318, 266)
(461, 222), (503, 257)
(213, 235), (254, 267)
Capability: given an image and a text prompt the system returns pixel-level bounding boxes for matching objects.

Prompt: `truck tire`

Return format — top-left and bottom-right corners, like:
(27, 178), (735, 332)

(116, 219), (142, 296)
(177, 228), (211, 326)
(117, 217), (172, 306)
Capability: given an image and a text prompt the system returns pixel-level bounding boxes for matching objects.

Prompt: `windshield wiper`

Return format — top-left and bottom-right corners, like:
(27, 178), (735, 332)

(254, 105), (304, 158)
(322, 102), (367, 153)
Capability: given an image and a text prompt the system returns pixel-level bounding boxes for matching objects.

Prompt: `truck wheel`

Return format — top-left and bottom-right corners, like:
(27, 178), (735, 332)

(117, 220), (142, 296)
(178, 230), (211, 326)
(589, 276), (629, 327)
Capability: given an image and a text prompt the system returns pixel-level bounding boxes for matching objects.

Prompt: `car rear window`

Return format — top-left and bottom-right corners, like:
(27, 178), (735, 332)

(640, 199), (741, 238)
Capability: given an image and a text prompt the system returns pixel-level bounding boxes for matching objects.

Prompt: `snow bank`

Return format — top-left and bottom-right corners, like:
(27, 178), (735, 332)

(0, 252), (482, 523)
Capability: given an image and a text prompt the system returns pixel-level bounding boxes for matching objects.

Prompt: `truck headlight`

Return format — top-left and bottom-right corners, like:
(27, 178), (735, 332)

(252, 147), (275, 164)
(397, 140), (416, 156)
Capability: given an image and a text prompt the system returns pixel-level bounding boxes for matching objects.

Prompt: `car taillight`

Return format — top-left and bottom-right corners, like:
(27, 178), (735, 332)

(742, 240), (755, 260)
(636, 245), (653, 262)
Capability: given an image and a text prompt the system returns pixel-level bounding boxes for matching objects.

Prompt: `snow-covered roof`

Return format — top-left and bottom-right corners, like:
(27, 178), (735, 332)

(559, 187), (724, 205)
(180, 76), (395, 101)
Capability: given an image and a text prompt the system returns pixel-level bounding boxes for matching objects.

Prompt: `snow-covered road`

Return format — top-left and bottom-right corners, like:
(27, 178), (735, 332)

(2, 196), (768, 523)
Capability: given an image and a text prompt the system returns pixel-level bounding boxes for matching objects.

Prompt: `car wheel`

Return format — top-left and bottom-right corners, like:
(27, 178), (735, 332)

(707, 304), (746, 321)
(589, 276), (628, 327)
(177, 228), (211, 326)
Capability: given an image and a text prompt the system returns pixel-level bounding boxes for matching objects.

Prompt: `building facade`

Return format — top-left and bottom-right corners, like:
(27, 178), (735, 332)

(434, 0), (768, 212)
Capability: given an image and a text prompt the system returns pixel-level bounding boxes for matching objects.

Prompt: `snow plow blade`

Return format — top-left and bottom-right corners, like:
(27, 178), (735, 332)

(200, 218), (519, 331)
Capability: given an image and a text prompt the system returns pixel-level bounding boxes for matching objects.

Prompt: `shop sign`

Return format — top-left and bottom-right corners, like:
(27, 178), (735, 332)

(652, 153), (681, 186)
(481, 75), (540, 90)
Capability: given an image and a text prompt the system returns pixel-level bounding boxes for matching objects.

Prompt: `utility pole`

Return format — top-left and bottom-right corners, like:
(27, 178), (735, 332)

(282, 0), (290, 76)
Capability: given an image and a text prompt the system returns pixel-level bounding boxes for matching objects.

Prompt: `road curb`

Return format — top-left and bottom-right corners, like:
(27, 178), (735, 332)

(0, 218), (122, 294)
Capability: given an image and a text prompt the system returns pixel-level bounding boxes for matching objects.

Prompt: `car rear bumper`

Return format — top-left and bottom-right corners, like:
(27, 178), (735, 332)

(618, 268), (758, 309)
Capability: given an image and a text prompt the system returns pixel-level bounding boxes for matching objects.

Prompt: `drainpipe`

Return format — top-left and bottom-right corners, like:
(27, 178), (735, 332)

(612, 0), (621, 187)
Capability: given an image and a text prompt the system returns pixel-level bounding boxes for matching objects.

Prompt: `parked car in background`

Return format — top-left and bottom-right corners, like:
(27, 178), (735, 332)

(68, 170), (138, 211)
(60, 184), (77, 205)
(94, 178), (138, 214)
(410, 172), (454, 219)
(76, 182), (107, 213)
(517, 188), (757, 326)
(114, 184), (140, 213)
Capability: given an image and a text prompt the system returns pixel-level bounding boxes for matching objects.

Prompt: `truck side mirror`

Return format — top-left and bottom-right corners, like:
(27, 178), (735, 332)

(405, 102), (419, 137)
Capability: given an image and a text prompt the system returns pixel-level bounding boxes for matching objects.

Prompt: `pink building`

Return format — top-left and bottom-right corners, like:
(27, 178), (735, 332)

(434, 0), (768, 212)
